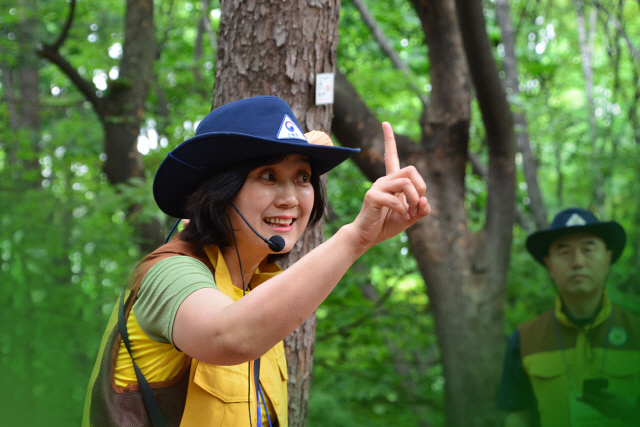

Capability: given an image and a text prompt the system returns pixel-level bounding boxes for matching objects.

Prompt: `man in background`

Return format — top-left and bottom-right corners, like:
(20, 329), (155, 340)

(497, 208), (640, 426)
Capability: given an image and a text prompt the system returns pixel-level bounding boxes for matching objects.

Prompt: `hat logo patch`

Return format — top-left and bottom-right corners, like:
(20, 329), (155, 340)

(565, 213), (587, 227)
(277, 115), (307, 141)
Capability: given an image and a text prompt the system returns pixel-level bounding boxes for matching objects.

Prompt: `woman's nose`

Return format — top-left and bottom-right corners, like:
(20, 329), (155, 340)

(274, 182), (298, 207)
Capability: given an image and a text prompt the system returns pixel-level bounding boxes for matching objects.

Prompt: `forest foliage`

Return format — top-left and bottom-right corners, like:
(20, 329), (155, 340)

(0, 0), (639, 426)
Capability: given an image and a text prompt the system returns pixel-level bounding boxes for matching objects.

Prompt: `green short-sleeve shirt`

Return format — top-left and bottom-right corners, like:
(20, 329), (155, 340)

(133, 255), (219, 347)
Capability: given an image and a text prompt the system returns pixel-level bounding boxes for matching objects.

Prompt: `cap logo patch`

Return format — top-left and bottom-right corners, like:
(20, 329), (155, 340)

(565, 213), (587, 227)
(277, 115), (306, 141)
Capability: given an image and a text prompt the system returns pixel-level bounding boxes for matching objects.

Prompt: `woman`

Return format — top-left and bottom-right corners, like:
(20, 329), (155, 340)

(82, 96), (430, 427)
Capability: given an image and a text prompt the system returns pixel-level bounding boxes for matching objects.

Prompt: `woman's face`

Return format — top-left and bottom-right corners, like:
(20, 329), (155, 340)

(229, 154), (315, 257)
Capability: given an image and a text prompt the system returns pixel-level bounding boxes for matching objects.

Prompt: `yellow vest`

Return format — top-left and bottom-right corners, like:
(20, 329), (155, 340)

(82, 238), (288, 427)
(519, 294), (640, 427)
(179, 246), (288, 427)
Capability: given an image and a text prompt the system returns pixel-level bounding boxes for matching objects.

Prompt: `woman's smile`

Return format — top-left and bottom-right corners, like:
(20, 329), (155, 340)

(264, 216), (296, 231)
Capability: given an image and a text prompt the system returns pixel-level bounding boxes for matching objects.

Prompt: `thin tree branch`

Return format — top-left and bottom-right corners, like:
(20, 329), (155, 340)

(201, 0), (217, 53)
(315, 284), (394, 342)
(590, 0), (640, 66)
(37, 44), (104, 118)
(155, 0), (177, 55)
(36, 0), (104, 118)
(332, 70), (421, 183)
(51, 0), (76, 50)
(350, 0), (428, 107)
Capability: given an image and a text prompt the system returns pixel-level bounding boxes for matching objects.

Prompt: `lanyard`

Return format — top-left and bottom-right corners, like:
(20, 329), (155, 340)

(253, 357), (273, 427)
(553, 309), (613, 392)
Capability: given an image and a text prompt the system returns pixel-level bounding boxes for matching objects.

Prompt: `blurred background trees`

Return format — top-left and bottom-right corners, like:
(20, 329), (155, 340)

(0, 0), (638, 426)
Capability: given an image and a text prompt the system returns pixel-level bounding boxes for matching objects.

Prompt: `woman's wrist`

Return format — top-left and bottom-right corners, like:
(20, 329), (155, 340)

(335, 223), (371, 260)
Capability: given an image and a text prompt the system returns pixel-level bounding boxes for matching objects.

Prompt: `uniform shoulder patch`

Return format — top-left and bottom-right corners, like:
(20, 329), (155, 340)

(608, 327), (629, 347)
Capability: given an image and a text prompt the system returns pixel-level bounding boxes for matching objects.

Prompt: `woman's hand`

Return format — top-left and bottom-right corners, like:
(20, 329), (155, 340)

(350, 122), (430, 251)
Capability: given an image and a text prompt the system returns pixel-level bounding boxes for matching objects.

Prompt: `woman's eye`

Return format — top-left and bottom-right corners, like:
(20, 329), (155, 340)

(297, 173), (310, 183)
(260, 171), (275, 181)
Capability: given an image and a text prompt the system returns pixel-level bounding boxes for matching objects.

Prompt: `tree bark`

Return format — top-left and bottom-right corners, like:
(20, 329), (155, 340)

(332, 0), (517, 425)
(213, 1), (341, 425)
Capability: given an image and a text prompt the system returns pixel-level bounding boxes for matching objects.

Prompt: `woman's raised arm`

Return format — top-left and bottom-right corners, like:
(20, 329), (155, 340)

(172, 122), (430, 365)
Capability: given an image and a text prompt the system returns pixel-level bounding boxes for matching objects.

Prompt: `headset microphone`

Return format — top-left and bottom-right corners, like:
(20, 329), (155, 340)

(230, 204), (286, 252)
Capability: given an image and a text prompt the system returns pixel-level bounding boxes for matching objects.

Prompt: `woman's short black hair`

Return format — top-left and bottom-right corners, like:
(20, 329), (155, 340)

(179, 154), (326, 262)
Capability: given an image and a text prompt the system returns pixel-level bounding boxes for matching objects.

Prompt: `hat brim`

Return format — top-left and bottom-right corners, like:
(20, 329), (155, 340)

(526, 222), (626, 265)
(153, 132), (359, 218)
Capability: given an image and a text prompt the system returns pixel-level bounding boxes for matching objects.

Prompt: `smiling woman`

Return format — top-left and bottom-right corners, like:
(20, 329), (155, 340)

(229, 155), (315, 253)
(82, 96), (431, 427)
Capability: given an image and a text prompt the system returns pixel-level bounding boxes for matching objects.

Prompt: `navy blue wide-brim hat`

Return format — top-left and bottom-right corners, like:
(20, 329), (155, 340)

(526, 207), (626, 265)
(153, 96), (360, 218)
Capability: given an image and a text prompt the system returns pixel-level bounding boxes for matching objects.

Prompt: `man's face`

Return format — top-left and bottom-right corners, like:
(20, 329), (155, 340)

(544, 233), (612, 300)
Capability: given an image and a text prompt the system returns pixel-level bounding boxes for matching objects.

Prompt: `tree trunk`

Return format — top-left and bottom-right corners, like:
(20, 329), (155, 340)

(453, 2), (517, 426)
(3, 0), (43, 416)
(495, 0), (548, 230)
(11, 0), (41, 188)
(102, 0), (156, 185)
(332, 0), (517, 425)
(213, 1), (341, 425)
(574, 0), (606, 215)
(38, 0), (165, 252)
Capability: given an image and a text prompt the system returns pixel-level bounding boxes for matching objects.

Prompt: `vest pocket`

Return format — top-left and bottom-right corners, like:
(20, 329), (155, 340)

(602, 351), (640, 399)
(523, 353), (571, 421)
(193, 362), (251, 403)
(525, 356), (567, 379)
(603, 351), (640, 377)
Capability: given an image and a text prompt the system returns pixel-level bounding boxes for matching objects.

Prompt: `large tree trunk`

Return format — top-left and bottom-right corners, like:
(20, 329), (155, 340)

(453, 1), (517, 425)
(213, 1), (341, 425)
(333, 0), (517, 425)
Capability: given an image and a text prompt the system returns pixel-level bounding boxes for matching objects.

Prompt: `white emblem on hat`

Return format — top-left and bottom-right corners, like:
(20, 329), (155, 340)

(565, 213), (587, 227)
(277, 115), (307, 141)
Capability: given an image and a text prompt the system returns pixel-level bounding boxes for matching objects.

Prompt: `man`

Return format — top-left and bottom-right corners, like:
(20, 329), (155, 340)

(497, 208), (640, 427)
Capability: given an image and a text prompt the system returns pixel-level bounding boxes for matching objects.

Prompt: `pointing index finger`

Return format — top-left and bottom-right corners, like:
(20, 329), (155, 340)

(383, 122), (400, 175)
